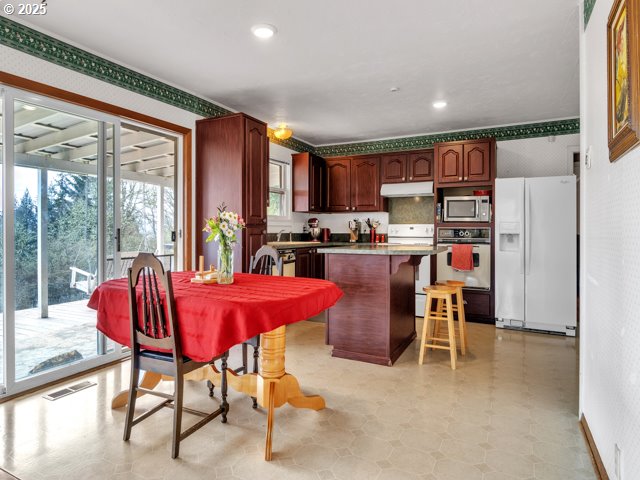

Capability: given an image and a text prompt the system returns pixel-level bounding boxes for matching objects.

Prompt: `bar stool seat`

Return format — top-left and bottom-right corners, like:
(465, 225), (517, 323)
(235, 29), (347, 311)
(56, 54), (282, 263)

(419, 285), (458, 369)
(434, 280), (468, 355)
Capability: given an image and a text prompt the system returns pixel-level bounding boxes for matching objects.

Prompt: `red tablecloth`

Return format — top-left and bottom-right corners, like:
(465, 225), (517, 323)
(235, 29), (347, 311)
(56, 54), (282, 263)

(88, 272), (343, 362)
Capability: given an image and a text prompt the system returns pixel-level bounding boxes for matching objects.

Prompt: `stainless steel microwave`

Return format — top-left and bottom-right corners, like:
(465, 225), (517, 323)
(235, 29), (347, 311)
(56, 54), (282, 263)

(443, 196), (490, 222)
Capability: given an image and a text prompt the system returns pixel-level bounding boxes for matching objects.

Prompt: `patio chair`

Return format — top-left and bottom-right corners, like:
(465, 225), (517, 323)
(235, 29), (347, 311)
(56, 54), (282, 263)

(69, 266), (97, 294)
(123, 253), (229, 458)
(207, 245), (282, 408)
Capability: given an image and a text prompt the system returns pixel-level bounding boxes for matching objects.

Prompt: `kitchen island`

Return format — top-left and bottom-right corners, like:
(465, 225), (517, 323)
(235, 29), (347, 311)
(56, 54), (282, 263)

(318, 244), (445, 366)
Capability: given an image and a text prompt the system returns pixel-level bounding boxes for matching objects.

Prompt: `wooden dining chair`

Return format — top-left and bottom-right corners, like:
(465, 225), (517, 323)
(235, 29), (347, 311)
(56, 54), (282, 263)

(123, 253), (229, 459)
(208, 245), (283, 408)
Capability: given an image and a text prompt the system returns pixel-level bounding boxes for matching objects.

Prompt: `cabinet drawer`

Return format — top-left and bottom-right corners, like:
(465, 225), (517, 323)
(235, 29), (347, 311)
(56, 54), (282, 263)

(462, 291), (492, 317)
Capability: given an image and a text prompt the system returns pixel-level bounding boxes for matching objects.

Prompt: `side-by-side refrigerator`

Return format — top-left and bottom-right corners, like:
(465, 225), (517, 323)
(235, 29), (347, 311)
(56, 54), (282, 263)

(495, 176), (577, 336)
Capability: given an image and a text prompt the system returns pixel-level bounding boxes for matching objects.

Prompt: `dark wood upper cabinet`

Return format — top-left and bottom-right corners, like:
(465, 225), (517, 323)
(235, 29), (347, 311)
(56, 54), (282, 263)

(326, 158), (352, 212)
(244, 116), (269, 225)
(292, 152), (326, 212)
(407, 150), (434, 182)
(464, 141), (491, 182)
(326, 156), (381, 212)
(381, 154), (407, 183)
(437, 145), (464, 184)
(351, 155), (381, 211)
(195, 113), (268, 272)
(435, 138), (495, 186)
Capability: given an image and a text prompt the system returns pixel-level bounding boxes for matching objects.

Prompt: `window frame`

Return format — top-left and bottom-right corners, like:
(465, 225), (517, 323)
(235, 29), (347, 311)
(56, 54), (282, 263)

(267, 158), (292, 224)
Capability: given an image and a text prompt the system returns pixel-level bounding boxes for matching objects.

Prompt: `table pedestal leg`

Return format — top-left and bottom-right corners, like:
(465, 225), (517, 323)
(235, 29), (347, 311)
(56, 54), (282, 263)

(111, 371), (162, 409)
(111, 326), (325, 461)
(206, 325), (325, 460)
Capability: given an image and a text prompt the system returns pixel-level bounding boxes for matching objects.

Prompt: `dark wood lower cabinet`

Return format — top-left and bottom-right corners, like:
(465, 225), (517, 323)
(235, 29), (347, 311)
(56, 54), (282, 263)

(462, 289), (494, 322)
(242, 225), (267, 272)
(295, 248), (312, 278)
(295, 247), (324, 279)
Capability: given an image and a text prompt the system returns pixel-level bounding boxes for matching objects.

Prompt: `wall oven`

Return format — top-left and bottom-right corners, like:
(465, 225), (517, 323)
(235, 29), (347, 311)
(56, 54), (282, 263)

(443, 195), (490, 222)
(436, 228), (491, 290)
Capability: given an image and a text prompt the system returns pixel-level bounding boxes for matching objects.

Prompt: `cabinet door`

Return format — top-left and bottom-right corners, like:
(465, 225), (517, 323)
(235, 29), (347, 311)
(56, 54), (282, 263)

(326, 158), (352, 212)
(408, 150), (434, 181)
(243, 224), (267, 272)
(437, 145), (464, 184)
(464, 142), (491, 182)
(310, 155), (326, 212)
(244, 117), (268, 225)
(351, 156), (380, 212)
(380, 154), (407, 184)
(295, 248), (312, 278)
(312, 249), (325, 279)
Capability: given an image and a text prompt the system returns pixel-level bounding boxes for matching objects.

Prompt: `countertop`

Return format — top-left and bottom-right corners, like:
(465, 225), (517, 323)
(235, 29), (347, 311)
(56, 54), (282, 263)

(316, 245), (446, 255)
(268, 241), (356, 249)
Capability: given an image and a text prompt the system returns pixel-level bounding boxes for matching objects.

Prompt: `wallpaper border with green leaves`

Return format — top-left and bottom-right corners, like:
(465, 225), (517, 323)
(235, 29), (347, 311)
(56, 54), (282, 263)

(315, 118), (580, 157)
(1, 16), (579, 156)
(584, 0), (597, 29)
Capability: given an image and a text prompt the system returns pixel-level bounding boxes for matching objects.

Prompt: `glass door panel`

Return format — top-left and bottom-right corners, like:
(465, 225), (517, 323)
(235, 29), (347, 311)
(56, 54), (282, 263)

(118, 124), (176, 276)
(13, 100), (100, 380)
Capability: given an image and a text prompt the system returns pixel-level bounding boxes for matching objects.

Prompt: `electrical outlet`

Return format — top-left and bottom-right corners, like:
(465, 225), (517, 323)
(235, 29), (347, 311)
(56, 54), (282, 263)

(615, 443), (622, 479)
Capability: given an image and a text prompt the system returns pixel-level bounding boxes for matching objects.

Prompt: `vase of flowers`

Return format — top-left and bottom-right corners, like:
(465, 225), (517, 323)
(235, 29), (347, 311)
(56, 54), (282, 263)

(203, 203), (246, 284)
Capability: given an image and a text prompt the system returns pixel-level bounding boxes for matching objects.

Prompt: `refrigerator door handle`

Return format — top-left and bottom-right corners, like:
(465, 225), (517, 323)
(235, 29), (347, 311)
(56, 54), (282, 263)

(519, 183), (526, 275)
(525, 184), (531, 275)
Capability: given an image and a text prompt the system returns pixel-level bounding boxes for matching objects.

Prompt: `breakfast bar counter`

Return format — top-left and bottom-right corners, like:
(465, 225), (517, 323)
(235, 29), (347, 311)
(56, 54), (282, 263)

(318, 245), (445, 366)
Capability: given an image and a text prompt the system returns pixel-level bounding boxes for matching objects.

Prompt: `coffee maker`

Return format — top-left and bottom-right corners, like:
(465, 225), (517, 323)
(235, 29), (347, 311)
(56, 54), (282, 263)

(308, 218), (321, 241)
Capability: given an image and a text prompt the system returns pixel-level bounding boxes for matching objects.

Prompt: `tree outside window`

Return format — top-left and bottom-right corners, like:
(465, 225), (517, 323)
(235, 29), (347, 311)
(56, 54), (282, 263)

(267, 160), (290, 219)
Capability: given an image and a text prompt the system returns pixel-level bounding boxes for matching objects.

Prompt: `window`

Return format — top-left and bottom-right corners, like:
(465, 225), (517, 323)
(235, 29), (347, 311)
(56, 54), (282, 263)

(268, 160), (290, 219)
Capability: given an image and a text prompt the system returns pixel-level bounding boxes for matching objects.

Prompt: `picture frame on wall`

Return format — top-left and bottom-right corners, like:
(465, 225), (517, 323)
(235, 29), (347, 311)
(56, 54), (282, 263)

(607, 0), (640, 162)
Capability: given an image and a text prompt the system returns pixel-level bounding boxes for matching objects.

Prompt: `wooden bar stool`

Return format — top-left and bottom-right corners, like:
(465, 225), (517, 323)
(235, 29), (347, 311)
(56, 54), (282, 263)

(419, 285), (458, 370)
(434, 280), (468, 355)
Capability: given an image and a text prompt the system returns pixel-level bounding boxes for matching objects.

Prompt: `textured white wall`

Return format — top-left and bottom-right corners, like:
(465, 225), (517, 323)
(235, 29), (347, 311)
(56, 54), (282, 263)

(581, 1), (640, 478)
(497, 134), (580, 178)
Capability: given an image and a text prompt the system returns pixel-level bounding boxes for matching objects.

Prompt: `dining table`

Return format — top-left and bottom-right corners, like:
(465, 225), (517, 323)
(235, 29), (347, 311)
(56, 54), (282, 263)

(88, 271), (343, 460)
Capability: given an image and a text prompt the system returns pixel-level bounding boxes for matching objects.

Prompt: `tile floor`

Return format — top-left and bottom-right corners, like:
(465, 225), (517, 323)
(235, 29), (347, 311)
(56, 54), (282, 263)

(0, 321), (596, 480)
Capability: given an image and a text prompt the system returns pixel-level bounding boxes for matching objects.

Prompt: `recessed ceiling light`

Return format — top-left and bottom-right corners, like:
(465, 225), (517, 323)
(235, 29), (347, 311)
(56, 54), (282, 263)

(22, 104), (37, 111)
(390, 87), (399, 93)
(251, 24), (277, 39)
(433, 101), (447, 109)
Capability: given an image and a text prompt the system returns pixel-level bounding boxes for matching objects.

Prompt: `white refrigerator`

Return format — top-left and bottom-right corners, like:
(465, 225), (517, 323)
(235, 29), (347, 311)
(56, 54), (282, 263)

(495, 176), (577, 336)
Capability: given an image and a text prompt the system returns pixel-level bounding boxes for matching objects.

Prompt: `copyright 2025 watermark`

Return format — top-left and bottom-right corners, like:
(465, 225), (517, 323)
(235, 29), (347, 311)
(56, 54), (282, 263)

(2, 1), (48, 16)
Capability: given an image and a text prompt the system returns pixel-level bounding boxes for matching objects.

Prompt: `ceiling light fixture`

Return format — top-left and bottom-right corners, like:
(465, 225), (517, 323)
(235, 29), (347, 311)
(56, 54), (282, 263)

(22, 104), (37, 111)
(433, 101), (447, 109)
(273, 123), (293, 140)
(390, 87), (399, 93)
(251, 24), (277, 39)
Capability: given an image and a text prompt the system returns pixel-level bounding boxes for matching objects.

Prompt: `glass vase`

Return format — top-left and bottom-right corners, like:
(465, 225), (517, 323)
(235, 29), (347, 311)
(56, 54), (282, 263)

(217, 243), (234, 284)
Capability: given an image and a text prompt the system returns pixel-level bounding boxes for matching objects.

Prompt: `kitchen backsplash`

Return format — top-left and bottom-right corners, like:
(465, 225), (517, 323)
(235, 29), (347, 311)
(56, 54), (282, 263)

(388, 197), (434, 224)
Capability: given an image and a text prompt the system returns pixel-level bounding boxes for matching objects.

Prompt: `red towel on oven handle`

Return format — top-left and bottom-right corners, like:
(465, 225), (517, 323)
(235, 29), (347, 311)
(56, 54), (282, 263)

(451, 244), (474, 271)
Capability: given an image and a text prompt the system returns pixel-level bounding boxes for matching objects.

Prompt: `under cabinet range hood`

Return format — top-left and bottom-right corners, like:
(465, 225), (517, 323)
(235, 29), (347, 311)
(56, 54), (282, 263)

(380, 181), (434, 197)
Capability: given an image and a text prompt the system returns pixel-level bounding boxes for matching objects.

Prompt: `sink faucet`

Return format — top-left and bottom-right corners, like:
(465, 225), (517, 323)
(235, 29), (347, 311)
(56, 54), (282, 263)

(277, 229), (292, 242)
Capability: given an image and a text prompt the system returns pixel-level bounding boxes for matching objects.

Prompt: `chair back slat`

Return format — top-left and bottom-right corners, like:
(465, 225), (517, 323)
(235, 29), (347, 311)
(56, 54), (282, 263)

(249, 245), (283, 276)
(128, 253), (180, 355)
(151, 271), (168, 338)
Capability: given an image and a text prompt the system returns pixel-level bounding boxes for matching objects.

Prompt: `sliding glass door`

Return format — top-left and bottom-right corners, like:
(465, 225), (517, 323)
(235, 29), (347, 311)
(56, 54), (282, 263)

(0, 87), (180, 395)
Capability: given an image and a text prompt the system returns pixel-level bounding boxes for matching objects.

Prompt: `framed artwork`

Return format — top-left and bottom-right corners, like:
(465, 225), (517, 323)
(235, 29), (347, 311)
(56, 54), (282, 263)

(607, 0), (640, 162)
